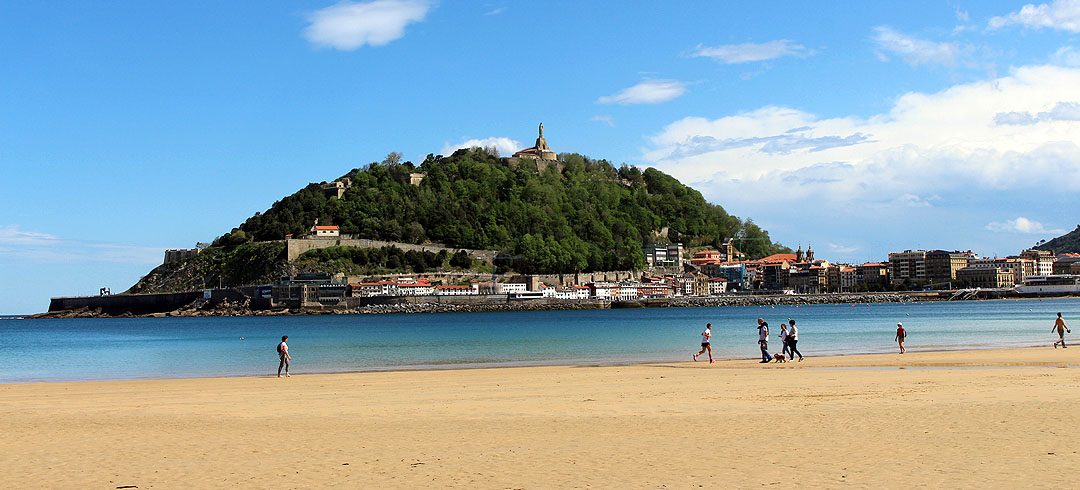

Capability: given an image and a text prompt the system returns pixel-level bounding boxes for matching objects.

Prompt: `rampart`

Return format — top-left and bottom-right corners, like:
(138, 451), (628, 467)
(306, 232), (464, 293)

(286, 237), (496, 262)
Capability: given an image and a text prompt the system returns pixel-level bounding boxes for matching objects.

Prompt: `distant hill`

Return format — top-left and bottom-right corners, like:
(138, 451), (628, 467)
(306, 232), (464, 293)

(1034, 225), (1080, 255)
(234, 148), (788, 274)
(129, 148), (790, 293)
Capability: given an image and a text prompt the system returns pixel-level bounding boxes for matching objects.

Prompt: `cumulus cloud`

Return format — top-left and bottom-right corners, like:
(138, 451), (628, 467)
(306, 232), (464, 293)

(591, 115), (615, 127)
(986, 217), (1066, 234)
(691, 40), (810, 64)
(643, 64), (1080, 215)
(440, 137), (522, 157)
(1052, 45), (1080, 66)
(994, 101), (1080, 125)
(304, 0), (431, 50)
(597, 79), (689, 105)
(989, 0), (1080, 32)
(0, 225), (163, 265)
(872, 26), (973, 67)
(829, 243), (860, 254)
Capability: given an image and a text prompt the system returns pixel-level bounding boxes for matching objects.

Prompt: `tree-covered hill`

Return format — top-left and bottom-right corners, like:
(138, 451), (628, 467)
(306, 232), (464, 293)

(230, 148), (787, 274)
(1034, 225), (1080, 255)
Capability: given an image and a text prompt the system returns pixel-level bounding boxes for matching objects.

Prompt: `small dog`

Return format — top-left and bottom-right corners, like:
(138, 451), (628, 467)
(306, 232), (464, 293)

(773, 353), (787, 363)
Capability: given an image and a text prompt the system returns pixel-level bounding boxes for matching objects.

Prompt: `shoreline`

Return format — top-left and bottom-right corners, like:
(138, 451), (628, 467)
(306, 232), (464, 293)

(5, 346), (1080, 488)
(34, 291), (1076, 319)
(4, 342), (1068, 385)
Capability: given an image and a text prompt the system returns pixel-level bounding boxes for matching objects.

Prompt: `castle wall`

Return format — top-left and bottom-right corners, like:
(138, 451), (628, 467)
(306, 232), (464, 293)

(286, 237), (496, 262)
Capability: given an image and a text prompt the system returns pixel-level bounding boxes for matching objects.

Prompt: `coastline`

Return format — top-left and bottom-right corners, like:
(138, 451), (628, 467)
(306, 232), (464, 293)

(32, 291), (944, 319)
(4, 346), (1079, 488)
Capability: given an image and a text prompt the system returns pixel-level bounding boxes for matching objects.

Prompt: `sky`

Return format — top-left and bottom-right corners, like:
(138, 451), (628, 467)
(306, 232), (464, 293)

(2, 0), (1080, 313)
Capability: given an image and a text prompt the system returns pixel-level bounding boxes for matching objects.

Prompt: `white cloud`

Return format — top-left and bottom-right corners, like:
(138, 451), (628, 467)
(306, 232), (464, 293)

(1052, 45), (1080, 66)
(986, 217), (1066, 234)
(691, 40), (810, 64)
(591, 115), (615, 127)
(304, 0), (431, 50)
(484, 7), (506, 15)
(0, 225), (164, 265)
(989, 0), (1080, 32)
(872, 26), (973, 67)
(829, 243), (860, 254)
(440, 137), (522, 157)
(597, 79), (689, 105)
(643, 63), (1080, 222)
(994, 101), (1080, 125)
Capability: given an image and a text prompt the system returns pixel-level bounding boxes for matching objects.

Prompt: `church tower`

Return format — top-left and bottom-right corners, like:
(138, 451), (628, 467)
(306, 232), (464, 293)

(795, 244), (804, 263)
(806, 244), (815, 262)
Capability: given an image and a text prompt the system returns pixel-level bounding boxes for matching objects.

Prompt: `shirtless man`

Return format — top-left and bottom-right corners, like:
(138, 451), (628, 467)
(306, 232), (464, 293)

(1053, 313), (1070, 348)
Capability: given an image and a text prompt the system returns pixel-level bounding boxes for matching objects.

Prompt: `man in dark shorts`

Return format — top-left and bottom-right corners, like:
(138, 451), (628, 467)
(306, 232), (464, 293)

(895, 323), (906, 354)
(757, 318), (771, 363)
(1053, 313), (1070, 348)
(694, 323), (714, 363)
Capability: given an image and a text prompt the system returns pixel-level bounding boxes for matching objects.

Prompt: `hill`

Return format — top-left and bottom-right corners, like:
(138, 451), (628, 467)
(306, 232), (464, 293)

(1034, 225), (1080, 255)
(129, 148), (788, 293)
(235, 148), (787, 272)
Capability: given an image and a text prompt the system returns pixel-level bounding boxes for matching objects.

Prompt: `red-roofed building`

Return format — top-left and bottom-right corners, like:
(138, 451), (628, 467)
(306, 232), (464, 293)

(311, 225), (340, 237)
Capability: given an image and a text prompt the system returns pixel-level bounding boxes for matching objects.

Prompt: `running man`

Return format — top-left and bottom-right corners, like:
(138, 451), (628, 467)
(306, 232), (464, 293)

(757, 318), (771, 363)
(788, 319), (804, 361)
(694, 323), (714, 363)
(277, 335), (291, 377)
(895, 322), (906, 354)
(1053, 313), (1070, 348)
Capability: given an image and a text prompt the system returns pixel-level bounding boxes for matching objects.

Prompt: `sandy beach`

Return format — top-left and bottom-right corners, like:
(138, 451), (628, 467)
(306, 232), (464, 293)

(4, 347), (1080, 489)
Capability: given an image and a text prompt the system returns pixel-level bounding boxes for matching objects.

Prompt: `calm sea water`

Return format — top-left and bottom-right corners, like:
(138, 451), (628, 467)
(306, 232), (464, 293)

(2, 298), (1077, 383)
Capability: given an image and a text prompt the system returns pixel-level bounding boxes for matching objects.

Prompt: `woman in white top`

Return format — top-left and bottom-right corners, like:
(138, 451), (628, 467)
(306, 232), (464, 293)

(778, 324), (791, 359)
(788, 319), (803, 361)
(694, 323), (714, 363)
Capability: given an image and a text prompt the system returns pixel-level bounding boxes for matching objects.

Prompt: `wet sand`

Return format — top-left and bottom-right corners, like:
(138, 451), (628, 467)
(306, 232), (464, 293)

(3, 347), (1079, 488)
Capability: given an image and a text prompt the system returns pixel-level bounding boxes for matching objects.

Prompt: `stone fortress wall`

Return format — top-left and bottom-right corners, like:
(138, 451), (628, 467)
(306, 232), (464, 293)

(286, 236), (496, 262)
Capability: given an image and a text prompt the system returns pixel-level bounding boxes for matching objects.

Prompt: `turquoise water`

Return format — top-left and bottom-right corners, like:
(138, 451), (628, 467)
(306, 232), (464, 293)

(1, 298), (1077, 383)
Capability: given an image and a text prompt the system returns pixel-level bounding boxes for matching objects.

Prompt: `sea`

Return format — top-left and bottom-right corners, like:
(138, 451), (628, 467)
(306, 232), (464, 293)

(2, 298), (1077, 383)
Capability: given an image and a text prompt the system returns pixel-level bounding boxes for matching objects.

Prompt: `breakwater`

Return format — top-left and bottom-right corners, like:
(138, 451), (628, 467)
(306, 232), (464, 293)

(37, 290), (945, 319)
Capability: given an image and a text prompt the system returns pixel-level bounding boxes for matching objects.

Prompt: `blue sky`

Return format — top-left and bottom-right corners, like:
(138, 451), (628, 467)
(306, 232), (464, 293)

(3, 0), (1080, 313)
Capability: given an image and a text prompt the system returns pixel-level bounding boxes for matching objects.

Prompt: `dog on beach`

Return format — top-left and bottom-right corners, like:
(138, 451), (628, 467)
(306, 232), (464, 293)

(772, 353), (787, 363)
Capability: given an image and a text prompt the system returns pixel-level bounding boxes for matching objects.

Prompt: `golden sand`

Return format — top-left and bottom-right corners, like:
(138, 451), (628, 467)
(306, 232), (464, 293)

(3, 347), (1080, 488)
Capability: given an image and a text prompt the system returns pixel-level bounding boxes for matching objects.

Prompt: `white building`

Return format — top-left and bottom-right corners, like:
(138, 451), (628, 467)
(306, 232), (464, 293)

(312, 225), (340, 237)
(498, 282), (528, 294)
(708, 277), (728, 295)
(434, 285), (476, 296)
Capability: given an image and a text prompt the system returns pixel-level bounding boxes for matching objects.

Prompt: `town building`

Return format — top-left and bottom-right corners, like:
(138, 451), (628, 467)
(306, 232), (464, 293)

(925, 250), (973, 284)
(856, 263), (890, 290)
(888, 250), (927, 285)
(497, 282), (528, 294)
(708, 277), (728, 295)
(643, 243), (684, 268)
(957, 266), (1015, 288)
(1053, 254), (1080, 275)
(434, 285), (477, 296)
(312, 225), (340, 237)
(1019, 249), (1055, 276)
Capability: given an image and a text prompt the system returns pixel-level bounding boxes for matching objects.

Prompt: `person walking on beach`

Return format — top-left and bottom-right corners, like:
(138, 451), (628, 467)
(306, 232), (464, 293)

(694, 323), (714, 363)
(788, 319), (804, 361)
(778, 323), (792, 360)
(895, 323), (906, 354)
(277, 335), (291, 377)
(1053, 313), (1070, 348)
(757, 318), (772, 363)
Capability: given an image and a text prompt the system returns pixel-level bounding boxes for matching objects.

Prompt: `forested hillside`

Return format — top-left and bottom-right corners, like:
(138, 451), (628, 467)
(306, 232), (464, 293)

(1034, 225), (1080, 255)
(230, 148), (787, 274)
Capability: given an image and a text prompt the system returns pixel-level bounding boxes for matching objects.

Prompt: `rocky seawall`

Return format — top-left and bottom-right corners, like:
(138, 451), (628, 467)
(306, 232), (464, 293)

(31, 292), (942, 319)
